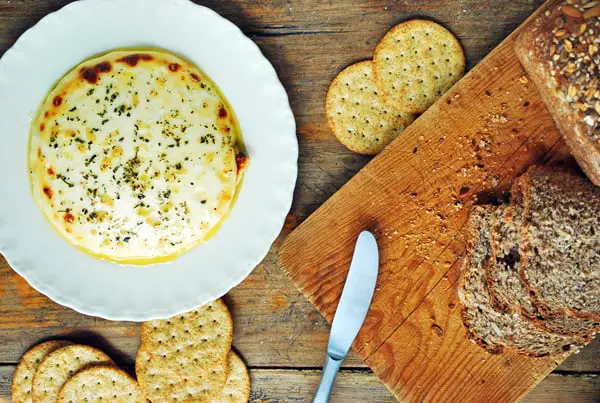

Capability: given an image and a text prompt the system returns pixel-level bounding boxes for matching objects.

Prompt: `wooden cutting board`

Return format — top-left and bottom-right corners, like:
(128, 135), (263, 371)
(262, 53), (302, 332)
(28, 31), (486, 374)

(279, 0), (581, 401)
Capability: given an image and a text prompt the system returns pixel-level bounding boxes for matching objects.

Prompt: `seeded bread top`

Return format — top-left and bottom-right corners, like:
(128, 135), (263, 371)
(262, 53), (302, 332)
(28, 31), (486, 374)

(535, 0), (600, 142)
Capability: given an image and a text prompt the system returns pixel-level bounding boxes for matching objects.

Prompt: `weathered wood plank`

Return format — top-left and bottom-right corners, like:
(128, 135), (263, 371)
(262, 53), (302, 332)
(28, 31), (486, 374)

(251, 371), (600, 403)
(522, 374), (600, 403)
(1, 250), (598, 371)
(0, 249), (365, 368)
(0, 365), (597, 402)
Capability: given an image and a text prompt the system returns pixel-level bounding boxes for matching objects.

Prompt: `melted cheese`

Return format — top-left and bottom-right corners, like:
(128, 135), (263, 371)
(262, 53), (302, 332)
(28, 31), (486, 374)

(29, 49), (247, 265)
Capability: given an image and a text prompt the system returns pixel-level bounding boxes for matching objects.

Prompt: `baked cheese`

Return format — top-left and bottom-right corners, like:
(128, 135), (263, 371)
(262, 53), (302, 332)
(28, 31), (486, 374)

(29, 49), (247, 264)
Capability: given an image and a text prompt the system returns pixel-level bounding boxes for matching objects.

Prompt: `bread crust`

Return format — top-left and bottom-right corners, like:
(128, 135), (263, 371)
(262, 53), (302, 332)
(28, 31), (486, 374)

(514, 1), (600, 185)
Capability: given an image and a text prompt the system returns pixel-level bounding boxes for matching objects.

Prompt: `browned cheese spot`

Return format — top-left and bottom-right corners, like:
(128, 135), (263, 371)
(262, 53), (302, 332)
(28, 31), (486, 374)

(117, 53), (153, 67)
(80, 61), (113, 84)
(53, 96), (63, 107)
(168, 63), (181, 72)
(190, 73), (200, 82)
(218, 106), (228, 119)
(95, 61), (111, 73)
(64, 212), (75, 224)
(81, 67), (98, 84)
(236, 152), (248, 174)
(43, 186), (53, 200)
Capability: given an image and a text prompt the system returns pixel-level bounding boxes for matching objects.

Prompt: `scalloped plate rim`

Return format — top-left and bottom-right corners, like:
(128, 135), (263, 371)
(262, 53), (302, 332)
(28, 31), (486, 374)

(0, 0), (297, 321)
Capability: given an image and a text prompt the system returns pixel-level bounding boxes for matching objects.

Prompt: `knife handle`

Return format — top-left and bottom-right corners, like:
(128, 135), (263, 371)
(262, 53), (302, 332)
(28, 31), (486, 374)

(313, 354), (344, 403)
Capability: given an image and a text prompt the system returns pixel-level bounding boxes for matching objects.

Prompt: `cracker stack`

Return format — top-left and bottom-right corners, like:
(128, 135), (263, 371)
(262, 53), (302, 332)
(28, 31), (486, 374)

(11, 342), (142, 403)
(136, 299), (250, 402)
(12, 299), (250, 402)
(12, 340), (73, 403)
(326, 19), (465, 155)
(458, 166), (600, 357)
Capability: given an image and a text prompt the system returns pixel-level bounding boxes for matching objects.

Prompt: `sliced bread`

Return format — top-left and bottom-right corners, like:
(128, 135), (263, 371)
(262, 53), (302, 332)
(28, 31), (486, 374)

(487, 177), (600, 336)
(520, 166), (600, 321)
(486, 180), (533, 315)
(458, 206), (585, 357)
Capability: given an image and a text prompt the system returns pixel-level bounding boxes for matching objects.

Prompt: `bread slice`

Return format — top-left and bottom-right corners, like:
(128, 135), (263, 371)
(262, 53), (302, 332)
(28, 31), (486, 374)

(487, 177), (599, 336)
(520, 166), (600, 322)
(486, 180), (533, 315)
(515, 1), (600, 185)
(458, 206), (586, 357)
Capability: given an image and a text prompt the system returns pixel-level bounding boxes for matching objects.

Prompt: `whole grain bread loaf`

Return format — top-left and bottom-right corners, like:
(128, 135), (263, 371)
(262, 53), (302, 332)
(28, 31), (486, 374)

(487, 177), (600, 336)
(514, 0), (600, 185)
(458, 206), (586, 357)
(520, 165), (600, 321)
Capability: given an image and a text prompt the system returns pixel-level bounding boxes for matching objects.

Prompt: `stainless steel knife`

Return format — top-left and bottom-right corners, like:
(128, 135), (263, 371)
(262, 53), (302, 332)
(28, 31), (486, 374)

(313, 230), (379, 403)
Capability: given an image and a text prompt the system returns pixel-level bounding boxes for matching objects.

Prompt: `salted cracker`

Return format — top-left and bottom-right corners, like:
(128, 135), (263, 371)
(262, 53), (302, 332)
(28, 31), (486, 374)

(136, 299), (233, 402)
(373, 19), (465, 114)
(57, 365), (146, 403)
(136, 344), (228, 402)
(11, 340), (72, 403)
(214, 352), (251, 403)
(31, 345), (114, 403)
(326, 60), (415, 155)
(140, 299), (233, 369)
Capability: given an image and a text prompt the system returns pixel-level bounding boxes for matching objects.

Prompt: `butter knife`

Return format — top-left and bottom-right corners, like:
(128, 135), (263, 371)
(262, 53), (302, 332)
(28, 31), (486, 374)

(313, 230), (379, 403)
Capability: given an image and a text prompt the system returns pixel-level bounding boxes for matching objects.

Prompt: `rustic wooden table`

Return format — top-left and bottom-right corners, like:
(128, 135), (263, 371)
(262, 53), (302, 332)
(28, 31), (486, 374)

(0, 1), (598, 402)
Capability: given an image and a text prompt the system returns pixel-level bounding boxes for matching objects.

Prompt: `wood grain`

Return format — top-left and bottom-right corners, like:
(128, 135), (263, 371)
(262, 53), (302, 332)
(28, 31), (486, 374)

(0, 249), (362, 368)
(0, 365), (597, 402)
(280, 0), (598, 401)
(0, 0), (597, 401)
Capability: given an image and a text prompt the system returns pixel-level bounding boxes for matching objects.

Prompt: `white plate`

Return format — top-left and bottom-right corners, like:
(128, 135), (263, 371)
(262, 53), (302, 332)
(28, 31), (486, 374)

(0, 0), (297, 321)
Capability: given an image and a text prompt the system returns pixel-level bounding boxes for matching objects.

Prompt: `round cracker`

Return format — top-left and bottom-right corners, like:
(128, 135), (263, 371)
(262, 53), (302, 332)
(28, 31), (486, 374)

(373, 19), (465, 114)
(136, 299), (233, 402)
(214, 352), (251, 403)
(11, 340), (73, 403)
(57, 365), (145, 403)
(140, 299), (233, 369)
(31, 345), (114, 403)
(326, 60), (415, 155)
(136, 345), (228, 402)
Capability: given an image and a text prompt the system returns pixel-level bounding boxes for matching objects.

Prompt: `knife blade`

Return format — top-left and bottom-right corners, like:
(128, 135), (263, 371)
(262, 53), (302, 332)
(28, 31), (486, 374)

(313, 230), (379, 403)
